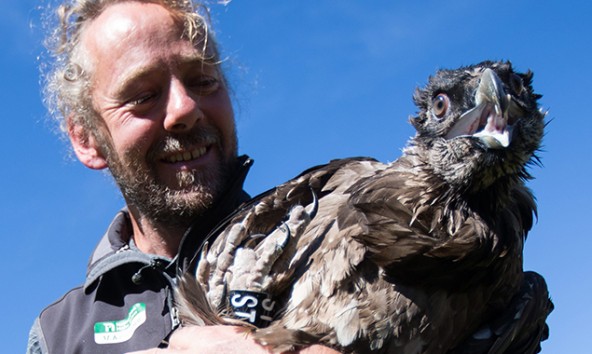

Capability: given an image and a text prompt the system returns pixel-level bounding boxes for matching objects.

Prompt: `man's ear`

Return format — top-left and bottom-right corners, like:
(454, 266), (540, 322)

(67, 119), (109, 170)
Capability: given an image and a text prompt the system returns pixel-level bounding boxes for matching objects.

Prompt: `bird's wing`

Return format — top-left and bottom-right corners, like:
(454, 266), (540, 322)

(338, 158), (533, 286)
(194, 157), (386, 308)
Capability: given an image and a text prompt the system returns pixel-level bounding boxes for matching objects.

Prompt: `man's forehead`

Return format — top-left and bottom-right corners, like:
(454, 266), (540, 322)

(81, 2), (182, 53)
(79, 2), (214, 85)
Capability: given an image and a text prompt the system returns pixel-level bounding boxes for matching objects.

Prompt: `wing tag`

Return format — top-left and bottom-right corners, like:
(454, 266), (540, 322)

(228, 290), (276, 327)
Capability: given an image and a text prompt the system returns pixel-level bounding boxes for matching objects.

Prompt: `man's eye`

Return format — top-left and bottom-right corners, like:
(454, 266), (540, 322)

(127, 93), (156, 107)
(190, 76), (220, 95)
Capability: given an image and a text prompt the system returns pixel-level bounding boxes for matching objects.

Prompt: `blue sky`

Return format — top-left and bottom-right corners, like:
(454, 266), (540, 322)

(2, 0), (591, 352)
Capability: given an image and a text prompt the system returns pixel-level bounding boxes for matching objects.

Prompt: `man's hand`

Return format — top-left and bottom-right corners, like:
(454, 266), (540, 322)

(125, 325), (340, 354)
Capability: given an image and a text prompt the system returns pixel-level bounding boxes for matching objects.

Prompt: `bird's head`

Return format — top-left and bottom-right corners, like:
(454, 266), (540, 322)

(409, 61), (545, 192)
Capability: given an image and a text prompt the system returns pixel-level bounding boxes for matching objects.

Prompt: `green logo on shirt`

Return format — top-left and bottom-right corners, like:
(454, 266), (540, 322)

(94, 302), (147, 344)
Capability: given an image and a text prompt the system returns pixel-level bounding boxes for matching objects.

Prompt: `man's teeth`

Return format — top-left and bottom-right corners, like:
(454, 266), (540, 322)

(166, 147), (207, 163)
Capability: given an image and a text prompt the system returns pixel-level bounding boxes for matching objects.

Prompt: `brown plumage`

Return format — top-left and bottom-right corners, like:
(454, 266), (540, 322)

(177, 61), (552, 353)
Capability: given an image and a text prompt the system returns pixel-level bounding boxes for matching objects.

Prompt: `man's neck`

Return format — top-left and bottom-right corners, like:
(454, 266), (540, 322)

(128, 208), (186, 259)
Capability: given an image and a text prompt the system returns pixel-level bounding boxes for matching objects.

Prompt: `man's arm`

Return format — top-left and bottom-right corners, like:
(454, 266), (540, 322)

(126, 325), (340, 354)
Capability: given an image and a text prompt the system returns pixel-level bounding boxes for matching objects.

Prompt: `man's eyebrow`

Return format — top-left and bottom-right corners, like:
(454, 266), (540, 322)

(176, 54), (218, 70)
(111, 64), (160, 98)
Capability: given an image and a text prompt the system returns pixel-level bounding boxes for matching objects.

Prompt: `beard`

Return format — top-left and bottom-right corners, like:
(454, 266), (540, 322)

(97, 126), (237, 229)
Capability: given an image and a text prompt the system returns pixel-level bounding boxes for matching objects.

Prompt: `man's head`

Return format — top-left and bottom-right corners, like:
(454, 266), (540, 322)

(45, 0), (239, 228)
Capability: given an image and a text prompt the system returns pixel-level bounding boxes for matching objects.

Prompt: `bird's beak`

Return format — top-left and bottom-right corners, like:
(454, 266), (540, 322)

(446, 68), (518, 149)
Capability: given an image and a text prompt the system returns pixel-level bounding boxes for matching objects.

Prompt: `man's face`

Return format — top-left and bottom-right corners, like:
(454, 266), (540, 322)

(79, 2), (238, 226)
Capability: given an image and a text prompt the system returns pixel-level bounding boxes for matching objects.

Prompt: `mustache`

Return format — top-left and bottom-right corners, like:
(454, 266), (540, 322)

(146, 126), (221, 161)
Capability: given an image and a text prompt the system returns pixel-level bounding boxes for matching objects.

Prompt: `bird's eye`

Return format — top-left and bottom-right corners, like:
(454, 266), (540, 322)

(432, 94), (449, 118)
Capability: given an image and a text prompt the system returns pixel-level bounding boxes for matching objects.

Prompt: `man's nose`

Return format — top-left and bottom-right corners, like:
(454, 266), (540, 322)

(163, 79), (203, 132)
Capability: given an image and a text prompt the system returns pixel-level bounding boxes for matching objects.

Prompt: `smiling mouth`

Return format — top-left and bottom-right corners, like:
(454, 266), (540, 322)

(162, 146), (208, 163)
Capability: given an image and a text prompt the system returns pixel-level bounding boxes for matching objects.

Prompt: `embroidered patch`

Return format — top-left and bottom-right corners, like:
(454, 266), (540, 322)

(94, 303), (147, 344)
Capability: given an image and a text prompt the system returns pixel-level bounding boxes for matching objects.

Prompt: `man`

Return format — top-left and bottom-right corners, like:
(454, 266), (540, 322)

(27, 0), (336, 353)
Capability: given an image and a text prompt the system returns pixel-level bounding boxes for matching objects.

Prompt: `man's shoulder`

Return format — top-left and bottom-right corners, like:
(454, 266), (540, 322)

(35, 259), (175, 353)
(32, 283), (90, 353)
(32, 208), (176, 353)
(41, 283), (86, 312)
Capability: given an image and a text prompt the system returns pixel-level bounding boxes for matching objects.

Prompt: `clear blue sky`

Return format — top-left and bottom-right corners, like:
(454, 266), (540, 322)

(2, 1), (590, 352)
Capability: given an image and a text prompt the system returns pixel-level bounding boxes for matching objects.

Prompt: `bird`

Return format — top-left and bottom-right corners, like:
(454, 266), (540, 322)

(176, 60), (553, 353)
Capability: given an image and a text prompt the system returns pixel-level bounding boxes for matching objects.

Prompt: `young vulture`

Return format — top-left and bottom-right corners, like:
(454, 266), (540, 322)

(177, 61), (553, 353)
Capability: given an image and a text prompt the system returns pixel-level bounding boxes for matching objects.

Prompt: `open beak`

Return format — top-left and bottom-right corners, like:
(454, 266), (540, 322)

(445, 68), (520, 149)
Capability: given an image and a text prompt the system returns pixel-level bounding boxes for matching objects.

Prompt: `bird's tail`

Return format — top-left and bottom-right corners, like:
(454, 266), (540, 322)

(175, 272), (226, 326)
